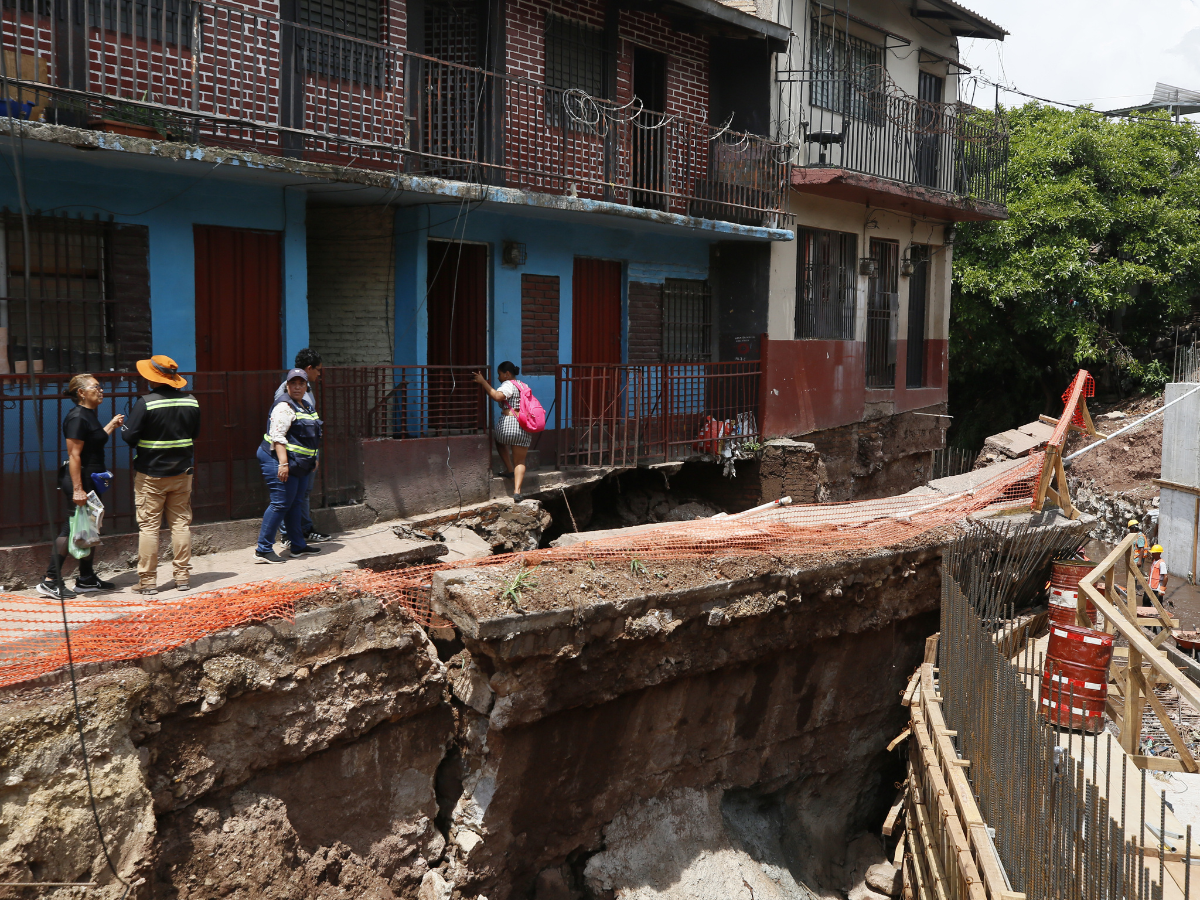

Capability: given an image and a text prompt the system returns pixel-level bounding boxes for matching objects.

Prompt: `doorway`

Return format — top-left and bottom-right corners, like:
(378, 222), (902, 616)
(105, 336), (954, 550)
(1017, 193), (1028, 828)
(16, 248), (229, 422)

(906, 245), (930, 388)
(194, 225), (282, 371)
(426, 240), (489, 432)
(572, 257), (622, 364)
(865, 238), (898, 389)
(631, 47), (667, 210)
(915, 72), (944, 189)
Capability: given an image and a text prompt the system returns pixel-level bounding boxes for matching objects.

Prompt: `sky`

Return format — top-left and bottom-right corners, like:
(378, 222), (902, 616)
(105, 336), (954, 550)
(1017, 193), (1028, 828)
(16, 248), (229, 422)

(957, 0), (1200, 112)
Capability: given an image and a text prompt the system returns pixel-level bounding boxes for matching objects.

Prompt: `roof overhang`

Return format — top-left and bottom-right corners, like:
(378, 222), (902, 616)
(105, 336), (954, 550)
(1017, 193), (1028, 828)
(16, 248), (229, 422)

(910, 0), (1007, 40)
(622, 0), (791, 51)
(791, 168), (1007, 223)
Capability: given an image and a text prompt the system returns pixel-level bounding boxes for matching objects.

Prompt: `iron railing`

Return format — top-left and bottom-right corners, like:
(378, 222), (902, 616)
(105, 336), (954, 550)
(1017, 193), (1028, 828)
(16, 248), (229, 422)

(0, 364), (488, 544)
(555, 361), (760, 468)
(0, 0), (790, 225)
(800, 89), (1008, 206)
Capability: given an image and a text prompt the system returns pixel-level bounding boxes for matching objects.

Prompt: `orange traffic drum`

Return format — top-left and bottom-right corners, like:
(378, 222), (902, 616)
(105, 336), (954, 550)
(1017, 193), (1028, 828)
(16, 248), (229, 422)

(1046, 623), (1114, 669)
(1041, 624), (1113, 733)
(1048, 560), (1100, 627)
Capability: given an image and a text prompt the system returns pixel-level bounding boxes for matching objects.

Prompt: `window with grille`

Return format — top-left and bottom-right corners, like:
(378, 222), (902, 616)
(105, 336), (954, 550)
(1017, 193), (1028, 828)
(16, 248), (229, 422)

(865, 237), (899, 389)
(299, 0), (379, 41)
(2, 213), (109, 374)
(545, 14), (610, 128)
(809, 18), (882, 121)
(89, 0), (193, 45)
(795, 228), (857, 340)
(294, 0), (384, 85)
(662, 279), (712, 362)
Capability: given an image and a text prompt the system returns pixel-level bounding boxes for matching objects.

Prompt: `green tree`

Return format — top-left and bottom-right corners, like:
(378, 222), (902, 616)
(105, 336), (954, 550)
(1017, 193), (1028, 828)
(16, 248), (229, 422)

(950, 103), (1200, 450)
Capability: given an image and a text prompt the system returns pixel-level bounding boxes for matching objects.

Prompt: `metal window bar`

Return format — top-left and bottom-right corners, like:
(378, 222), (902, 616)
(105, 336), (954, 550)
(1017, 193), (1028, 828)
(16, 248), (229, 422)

(662, 278), (712, 363)
(808, 17), (881, 122)
(298, 0), (378, 42)
(795, 227), (856, 340)
(543, 12), (609, 131)
(1, 210), (112, 375)
(865, 238), (897, 389)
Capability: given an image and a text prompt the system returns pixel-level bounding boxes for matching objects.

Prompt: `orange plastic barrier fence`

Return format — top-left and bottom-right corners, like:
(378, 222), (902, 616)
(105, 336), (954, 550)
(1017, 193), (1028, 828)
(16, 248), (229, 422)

(0, 451), (1045, 691)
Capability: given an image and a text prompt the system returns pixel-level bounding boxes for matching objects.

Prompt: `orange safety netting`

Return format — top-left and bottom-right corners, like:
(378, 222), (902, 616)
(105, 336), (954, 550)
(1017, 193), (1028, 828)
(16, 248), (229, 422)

(0, 451), (1047, 691)
(1049, 370), (1095, 449)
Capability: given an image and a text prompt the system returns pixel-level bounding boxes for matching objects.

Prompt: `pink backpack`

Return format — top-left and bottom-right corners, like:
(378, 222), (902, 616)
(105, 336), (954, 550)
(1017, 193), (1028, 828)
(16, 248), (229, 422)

(509, 380), (546, 433)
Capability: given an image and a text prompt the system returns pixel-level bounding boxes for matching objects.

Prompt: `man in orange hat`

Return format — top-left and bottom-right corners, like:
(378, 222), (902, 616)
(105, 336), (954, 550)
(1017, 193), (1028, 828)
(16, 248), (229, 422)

(123, 355), (201, 595)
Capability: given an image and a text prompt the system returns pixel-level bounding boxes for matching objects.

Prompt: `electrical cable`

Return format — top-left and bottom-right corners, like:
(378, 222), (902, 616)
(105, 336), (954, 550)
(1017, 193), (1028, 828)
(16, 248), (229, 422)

(2, 90), (130, 889)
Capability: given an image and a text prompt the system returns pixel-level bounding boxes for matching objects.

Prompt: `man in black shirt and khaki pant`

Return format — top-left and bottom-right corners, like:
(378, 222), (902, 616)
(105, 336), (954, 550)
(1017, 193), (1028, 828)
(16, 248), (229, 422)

(122, 355), (202, 595)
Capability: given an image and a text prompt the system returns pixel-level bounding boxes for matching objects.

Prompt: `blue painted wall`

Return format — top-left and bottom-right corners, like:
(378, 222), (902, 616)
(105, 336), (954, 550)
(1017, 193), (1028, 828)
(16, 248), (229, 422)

(393, 206), (715, 421)
(0, 154), (305, 371)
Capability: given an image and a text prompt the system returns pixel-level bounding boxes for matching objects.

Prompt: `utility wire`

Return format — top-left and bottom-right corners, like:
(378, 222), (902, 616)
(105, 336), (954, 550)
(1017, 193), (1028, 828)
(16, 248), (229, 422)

(2, 97), (129, 889)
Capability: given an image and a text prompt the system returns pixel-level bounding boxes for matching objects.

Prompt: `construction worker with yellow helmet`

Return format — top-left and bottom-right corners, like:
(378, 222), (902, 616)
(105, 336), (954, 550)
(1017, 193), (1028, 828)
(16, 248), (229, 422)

(1149, 544), (1169, 607)
(1129, 519), (1147, 567)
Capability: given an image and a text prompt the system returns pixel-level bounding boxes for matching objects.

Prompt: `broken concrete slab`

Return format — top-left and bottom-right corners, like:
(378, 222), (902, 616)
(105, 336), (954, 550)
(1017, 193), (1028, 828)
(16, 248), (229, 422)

(1017, 420), (1055, 442)
(982, 428), (1046, 459)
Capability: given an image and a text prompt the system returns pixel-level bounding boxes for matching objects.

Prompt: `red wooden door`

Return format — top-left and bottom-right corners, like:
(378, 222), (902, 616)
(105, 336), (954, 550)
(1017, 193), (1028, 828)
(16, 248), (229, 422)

(194, 225), (283, 371)
(427, 240), (488, 366)
(571, 257), (623, 426)
(572, 257), (622, 364)
(426, 240), (489, 431)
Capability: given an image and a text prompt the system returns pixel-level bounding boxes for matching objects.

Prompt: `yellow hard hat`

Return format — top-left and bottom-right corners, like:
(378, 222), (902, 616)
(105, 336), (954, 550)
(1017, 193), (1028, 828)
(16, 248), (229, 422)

(1152, 545), (1164, 554)
(1128, 519), (1140, 527)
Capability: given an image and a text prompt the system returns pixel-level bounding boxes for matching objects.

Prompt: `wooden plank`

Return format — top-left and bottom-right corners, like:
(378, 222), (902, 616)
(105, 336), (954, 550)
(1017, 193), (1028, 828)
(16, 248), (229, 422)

(902, 669), (921, 707)
(1033, 449), (1056, 512)
(888, 727), (912, 752)
(1128, 755), (1190, 773)
(1131, 667), (1200, 773)
(883, 785), (908, 837)
(924, 633), (940, 665)
(1153, 478), (1200, 498)
(1080, 398), (1099, 436)
(1054, 453), (1079, 518)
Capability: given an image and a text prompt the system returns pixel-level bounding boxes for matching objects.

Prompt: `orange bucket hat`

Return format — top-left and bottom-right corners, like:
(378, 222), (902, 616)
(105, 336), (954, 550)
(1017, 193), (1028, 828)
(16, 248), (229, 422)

(136, 355), (188, 389)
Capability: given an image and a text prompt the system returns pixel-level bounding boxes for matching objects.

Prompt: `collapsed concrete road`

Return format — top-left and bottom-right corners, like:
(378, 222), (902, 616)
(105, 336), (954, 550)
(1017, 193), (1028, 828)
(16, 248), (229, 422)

(0, 467), (1092, 900)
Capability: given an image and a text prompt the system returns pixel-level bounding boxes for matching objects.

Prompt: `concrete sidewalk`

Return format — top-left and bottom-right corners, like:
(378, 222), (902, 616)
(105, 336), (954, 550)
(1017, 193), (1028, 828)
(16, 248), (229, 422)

(8, 519), (455, 603)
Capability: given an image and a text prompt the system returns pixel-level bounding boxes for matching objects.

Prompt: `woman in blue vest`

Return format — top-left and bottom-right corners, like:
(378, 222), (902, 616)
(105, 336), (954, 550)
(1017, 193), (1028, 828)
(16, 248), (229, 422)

(255, 369), (322, 564)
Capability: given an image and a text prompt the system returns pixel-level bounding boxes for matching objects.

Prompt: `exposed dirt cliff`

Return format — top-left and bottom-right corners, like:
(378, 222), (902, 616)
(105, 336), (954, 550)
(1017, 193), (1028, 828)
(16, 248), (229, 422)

(0, 539), (946, 900)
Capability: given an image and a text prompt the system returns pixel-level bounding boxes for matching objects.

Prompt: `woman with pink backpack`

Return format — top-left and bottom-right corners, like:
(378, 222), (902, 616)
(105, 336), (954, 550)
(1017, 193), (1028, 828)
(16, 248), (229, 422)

(474, 362), (545, 502)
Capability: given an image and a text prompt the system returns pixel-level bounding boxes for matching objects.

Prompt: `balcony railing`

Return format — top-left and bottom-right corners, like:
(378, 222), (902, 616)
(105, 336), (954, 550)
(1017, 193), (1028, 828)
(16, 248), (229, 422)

(800, 88), (1008, 206)
(0, 0), (791, 226)
(556, 362), (761, 468)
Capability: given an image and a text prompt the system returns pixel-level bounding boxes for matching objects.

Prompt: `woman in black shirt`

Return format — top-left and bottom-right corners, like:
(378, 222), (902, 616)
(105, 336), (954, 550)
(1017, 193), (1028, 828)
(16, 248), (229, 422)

(37, 374), (124, 599)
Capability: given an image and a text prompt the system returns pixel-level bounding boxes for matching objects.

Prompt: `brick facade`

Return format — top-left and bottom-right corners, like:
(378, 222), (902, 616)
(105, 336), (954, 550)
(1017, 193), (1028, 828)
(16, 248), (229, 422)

(505, 0), (709, 122)
(627, 280), (662, 365)
(306, 207), (395, 366)
(107, 223), (152, 371)
(521, 273), (560, 374)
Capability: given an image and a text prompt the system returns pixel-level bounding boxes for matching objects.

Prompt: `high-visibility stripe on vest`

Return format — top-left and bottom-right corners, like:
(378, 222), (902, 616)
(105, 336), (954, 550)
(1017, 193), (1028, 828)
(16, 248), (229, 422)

(140, 438), (195, 449)
(262, 396), (322, 473)
(145, 397), (200, 410)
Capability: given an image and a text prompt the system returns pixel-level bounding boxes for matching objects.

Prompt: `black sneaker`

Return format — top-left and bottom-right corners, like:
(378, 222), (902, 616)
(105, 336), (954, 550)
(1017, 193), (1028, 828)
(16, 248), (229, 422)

(36, 580), (77, 600)
(513, 493), (525, 503)
(255, 549), (287, 564)
(290, 544), (321, 555)
(74, 575), (117, 593)
(305, 531), (332, 543)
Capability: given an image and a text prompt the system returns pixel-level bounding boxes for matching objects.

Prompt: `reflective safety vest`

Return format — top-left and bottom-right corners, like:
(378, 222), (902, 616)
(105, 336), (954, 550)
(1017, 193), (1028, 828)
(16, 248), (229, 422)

(126, 390), (201, 477)
(263, 396), (323, 475)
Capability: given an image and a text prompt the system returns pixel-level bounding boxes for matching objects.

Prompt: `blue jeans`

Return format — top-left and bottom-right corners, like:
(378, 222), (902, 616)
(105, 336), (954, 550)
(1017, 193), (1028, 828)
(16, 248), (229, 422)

(256, 444), (311, 554)
(281, 481), (314, 542)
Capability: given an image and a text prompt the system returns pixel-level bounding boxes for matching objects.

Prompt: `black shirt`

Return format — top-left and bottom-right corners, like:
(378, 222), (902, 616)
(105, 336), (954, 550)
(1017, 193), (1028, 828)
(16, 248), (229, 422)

(63, 405), (108, 471)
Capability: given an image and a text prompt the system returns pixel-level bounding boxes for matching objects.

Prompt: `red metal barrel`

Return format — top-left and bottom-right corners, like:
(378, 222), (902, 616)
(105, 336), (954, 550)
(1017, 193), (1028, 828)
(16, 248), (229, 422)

(1041, 623), (1113, 733)
(1048, 560), (1100, 628)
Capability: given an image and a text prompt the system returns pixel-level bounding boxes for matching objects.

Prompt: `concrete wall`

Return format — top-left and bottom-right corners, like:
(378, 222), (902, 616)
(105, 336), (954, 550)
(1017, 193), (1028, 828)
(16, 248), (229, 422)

(1162, 382), (1200, 487)
(0, 151), (308, 371)
(361, 434), (491, 520)
(1159, 382), (1200, 578)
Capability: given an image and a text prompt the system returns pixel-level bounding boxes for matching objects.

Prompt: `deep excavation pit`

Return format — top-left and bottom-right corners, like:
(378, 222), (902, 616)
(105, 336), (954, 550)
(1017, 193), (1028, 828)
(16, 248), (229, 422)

(0, 520), (942, 900)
